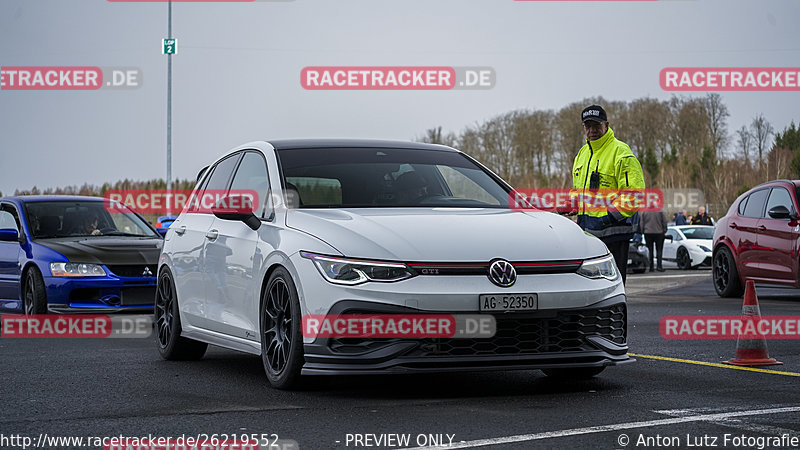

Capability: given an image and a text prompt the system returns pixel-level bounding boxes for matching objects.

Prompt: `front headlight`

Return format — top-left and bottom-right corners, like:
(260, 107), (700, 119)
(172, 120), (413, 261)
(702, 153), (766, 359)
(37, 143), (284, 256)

(300, 251), (415, 285)
(577, 254), (618, 281)
(698, 245), (711, 252)
(50, 262), (107, 277)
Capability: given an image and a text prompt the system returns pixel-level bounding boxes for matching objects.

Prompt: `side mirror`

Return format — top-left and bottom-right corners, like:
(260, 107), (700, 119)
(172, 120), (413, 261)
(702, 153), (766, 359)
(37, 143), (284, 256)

(213, 210), (261, 230)
(665, 235), (673, 241)
(767, 205), (796, 220)
(211, 194), (261, 231)
(0, 228), (19, 242)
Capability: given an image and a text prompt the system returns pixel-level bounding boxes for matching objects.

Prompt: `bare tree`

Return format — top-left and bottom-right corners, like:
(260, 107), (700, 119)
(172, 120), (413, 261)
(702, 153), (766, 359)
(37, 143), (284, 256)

(668, 96), (710, 164)
(736, 125), (752, 165)
(418, 126), (456, 147)
(750, 114), (774, 172)
(625, 97), (671, 159)
(703, 93), (730, 158)
(512, 109), (556, 186)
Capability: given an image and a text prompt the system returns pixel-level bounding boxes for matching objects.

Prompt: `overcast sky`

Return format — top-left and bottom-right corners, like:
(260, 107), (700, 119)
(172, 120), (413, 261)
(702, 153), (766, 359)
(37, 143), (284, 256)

(1, 0), (798, 195)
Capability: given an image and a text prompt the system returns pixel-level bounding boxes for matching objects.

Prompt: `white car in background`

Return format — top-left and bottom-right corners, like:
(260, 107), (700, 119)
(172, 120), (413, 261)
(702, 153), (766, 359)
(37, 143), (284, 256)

(663, 225), (715, 269)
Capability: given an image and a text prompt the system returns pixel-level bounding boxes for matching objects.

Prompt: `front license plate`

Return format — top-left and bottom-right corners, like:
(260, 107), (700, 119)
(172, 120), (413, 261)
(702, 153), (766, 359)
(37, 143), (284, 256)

(121, 287), (156, 306)
(479, 294), (538, 312)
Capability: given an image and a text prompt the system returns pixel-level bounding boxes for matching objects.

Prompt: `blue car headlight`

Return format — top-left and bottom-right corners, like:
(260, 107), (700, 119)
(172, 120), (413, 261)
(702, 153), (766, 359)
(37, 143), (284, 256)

(576, 254), (618, 281)
(50, 262), (107, 277)
(300, 251), (415, 285)
(698, 245), (711, 252)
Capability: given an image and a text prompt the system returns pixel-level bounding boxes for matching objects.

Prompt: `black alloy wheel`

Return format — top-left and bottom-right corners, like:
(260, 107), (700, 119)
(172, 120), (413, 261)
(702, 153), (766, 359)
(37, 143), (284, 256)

(712, 246), (744, 297)
(23, 268), (47, 315)
(261, 267), (303, 389)
(155, 269), (208, 360)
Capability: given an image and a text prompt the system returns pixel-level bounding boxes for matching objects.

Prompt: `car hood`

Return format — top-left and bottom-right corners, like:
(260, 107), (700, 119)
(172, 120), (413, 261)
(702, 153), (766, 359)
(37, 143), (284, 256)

(286, 208), (607, 262)
(35, 237), (163, 265)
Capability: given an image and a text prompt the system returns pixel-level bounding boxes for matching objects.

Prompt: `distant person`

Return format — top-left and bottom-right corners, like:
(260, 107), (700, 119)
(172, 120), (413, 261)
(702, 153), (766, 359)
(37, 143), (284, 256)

(570, 105), (646, 284)
(691, 206), (713, 225)
(641, 209), (668, 272)
(675, 211), (688, 225)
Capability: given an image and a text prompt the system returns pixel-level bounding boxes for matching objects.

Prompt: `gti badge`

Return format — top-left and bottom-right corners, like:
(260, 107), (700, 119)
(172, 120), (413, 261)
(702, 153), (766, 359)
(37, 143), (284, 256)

(488, 259), (516, 287)
(142, 266), (153, 277)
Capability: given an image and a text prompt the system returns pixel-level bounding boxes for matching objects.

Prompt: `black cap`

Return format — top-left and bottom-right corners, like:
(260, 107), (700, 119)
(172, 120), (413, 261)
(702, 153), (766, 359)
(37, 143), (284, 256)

(581, 105), (607, 123)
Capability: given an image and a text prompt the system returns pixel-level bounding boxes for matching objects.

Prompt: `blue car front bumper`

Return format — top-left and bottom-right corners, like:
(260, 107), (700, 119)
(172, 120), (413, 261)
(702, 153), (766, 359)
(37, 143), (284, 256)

(44, 273), (156, 313)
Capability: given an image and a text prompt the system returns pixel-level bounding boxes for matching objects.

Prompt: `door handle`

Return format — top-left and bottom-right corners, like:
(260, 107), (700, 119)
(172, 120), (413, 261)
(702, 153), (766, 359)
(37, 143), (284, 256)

(758, 225), (767, 231)
(205, 229), (219, 240)
(729, 222), (737, 229)
(174, 225), (186, 235)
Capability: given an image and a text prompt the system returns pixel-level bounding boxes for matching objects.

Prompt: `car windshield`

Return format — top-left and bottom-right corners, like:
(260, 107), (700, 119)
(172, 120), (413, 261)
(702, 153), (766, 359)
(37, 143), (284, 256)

(680, 227), (714, 240)
(25, 201), (159, 239)
(277, 147), (510, 208)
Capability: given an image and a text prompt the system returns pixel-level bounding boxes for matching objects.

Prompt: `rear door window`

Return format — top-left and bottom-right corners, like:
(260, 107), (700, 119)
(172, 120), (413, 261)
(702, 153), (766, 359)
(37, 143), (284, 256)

(741, 189), (769, 218)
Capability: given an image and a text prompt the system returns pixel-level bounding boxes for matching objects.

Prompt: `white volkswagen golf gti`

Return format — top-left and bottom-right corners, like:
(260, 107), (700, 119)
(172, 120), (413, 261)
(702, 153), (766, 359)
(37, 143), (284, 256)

(156, 139), (630, 388)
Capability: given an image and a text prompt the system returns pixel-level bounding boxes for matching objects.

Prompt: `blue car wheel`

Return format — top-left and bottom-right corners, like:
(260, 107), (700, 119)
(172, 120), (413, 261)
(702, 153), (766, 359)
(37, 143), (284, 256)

(24, 268), (48, 315)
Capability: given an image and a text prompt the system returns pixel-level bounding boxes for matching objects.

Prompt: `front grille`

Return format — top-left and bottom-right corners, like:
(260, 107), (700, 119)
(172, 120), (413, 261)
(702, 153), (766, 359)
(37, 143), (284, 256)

(107, 264), (157, 277)
(328, 304), (626, 357)
(406, 260), (582, 276)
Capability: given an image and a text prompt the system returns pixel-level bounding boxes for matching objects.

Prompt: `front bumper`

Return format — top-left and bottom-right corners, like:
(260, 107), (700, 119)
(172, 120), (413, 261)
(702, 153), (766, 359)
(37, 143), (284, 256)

(44, 271), (156, 314)
(690, 249), (713, 267)
(301, 295), (631, 375)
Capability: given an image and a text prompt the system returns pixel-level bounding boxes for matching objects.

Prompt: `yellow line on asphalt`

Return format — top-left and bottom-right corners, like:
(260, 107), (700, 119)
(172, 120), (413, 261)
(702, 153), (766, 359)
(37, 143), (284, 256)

(629, 353), (800, 377)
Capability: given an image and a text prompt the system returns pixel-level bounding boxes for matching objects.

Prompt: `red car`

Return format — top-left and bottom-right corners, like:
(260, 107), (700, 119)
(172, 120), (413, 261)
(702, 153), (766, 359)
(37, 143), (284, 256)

(713, 179), (800, 297)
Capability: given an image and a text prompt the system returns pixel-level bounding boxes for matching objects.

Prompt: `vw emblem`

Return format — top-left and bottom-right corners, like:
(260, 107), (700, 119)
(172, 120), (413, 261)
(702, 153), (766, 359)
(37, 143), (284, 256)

(488, 259), (516, 287)
(142, 266), (153, 277)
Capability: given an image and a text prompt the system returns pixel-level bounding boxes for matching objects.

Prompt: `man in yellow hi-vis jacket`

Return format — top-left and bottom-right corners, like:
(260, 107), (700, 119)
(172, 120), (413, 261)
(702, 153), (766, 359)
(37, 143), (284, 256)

(571, 105), (645, 283)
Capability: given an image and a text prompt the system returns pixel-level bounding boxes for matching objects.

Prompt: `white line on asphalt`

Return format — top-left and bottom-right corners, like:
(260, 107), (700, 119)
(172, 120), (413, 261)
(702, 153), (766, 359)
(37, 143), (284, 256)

(655, 407), (799, 437)
(631, 273), (710, 279)
(401, 406), (800, 449)
(716, 418), (799, 437)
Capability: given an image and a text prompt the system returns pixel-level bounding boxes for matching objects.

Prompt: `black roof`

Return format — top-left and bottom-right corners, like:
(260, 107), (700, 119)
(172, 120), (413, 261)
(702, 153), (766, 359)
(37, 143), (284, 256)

(267, 139), (457, 152)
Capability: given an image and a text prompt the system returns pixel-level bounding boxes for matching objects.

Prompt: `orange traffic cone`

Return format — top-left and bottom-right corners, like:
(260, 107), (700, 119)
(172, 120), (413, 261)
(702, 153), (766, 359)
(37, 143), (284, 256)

(723, 280), (782, 366)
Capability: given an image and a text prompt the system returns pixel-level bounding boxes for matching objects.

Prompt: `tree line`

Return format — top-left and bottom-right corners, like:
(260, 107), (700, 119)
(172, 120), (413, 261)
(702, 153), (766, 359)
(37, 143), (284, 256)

(418, 94), (800, 217)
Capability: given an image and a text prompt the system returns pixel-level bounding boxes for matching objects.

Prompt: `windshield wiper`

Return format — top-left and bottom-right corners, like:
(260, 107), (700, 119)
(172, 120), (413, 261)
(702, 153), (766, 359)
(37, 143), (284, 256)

(99, 231), (150, 237)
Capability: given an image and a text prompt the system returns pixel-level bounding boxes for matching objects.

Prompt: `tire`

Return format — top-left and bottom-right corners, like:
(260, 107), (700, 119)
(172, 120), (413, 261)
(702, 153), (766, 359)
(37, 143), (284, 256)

(542, 367), (605, 379)
(712, 246), (744, 298)
(155, 268), (208, 360)
(23, 267), (48, 315)
(677, 247), (692, 270)
(260, 267), (304, 389)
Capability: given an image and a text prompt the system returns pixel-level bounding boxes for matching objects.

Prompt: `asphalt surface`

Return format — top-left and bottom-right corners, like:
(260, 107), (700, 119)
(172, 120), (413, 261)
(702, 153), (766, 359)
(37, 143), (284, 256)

(2, 269), (800, 450)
